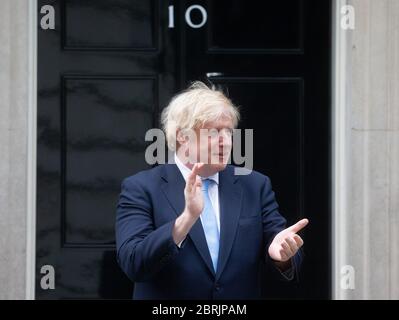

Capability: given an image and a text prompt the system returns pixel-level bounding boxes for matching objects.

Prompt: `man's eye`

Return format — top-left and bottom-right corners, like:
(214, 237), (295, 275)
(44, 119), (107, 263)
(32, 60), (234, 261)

(209, 130), (219, 138)
(221, 128), (233, 136)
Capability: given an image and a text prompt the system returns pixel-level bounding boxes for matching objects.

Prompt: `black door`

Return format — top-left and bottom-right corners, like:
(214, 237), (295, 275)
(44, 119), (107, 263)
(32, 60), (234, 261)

(37, 0), (331, 299)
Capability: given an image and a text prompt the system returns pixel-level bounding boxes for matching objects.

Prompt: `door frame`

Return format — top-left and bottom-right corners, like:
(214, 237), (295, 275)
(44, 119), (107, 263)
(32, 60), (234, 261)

(26, 0), (38, 300)
(27, 0), (346, 300)
(331, 0), (351, 300)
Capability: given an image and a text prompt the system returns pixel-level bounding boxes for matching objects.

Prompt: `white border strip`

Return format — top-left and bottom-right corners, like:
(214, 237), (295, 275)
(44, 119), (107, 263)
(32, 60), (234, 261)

(332, 0), (350, 300)
(26, 0), (37, 300)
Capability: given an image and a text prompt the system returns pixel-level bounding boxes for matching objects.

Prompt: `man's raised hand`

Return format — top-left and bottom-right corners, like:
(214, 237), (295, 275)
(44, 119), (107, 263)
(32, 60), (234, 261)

(184, 163), (205, 218)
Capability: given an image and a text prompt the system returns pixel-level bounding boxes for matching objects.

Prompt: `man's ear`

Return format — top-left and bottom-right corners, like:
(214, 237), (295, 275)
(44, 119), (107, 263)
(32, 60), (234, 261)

(176, 128), (185, 145)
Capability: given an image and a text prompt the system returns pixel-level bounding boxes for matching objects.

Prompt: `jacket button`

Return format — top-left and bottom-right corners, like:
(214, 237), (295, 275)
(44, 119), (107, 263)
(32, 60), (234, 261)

(215, 283), (220, 291)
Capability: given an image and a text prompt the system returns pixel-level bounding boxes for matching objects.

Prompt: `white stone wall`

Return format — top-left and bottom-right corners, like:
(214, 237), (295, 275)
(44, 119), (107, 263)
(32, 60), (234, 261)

(335, 0), (399, 299)
(0, 0), (30, 299)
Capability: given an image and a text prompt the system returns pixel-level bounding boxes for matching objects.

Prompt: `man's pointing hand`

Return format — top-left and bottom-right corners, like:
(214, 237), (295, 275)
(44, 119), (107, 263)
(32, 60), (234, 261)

(268, 218), (309, 263)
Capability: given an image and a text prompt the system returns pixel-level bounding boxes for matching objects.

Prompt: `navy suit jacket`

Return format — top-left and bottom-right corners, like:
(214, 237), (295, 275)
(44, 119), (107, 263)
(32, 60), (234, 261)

(115, 164), (302, 299)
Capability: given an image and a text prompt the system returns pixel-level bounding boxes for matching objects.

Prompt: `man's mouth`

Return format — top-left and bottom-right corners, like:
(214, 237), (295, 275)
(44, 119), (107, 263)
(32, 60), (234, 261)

(213, 153), (230, 159)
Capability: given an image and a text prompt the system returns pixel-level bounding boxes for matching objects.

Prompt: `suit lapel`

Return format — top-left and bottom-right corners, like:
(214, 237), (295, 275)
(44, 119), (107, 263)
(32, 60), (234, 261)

(160, 164), (185, 217)
(215, 166), (242, 280)
(160, 164), (215, 277)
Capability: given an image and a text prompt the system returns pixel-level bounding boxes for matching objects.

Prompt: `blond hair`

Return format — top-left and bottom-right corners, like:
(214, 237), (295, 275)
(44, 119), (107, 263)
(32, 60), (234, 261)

(161, 81), (240, 151)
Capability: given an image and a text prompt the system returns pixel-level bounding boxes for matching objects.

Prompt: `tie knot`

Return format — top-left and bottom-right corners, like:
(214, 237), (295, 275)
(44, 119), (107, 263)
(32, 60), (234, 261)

(202, 178), (213, 191)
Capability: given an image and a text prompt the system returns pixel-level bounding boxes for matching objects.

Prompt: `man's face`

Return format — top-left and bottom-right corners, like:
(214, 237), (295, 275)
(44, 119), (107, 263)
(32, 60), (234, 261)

(179, 113), (233, 176)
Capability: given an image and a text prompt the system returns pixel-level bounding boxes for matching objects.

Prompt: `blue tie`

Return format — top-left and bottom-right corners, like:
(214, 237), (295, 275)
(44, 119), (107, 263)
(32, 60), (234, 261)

(201, 179), (220, 272)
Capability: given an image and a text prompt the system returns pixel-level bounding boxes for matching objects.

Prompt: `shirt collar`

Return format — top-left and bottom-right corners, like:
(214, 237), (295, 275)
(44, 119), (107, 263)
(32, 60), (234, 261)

(174, 153), (219, 185)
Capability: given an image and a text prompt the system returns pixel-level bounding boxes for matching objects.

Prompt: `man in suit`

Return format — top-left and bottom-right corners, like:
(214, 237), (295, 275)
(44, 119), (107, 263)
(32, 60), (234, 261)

(116, 81), (308, 299)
